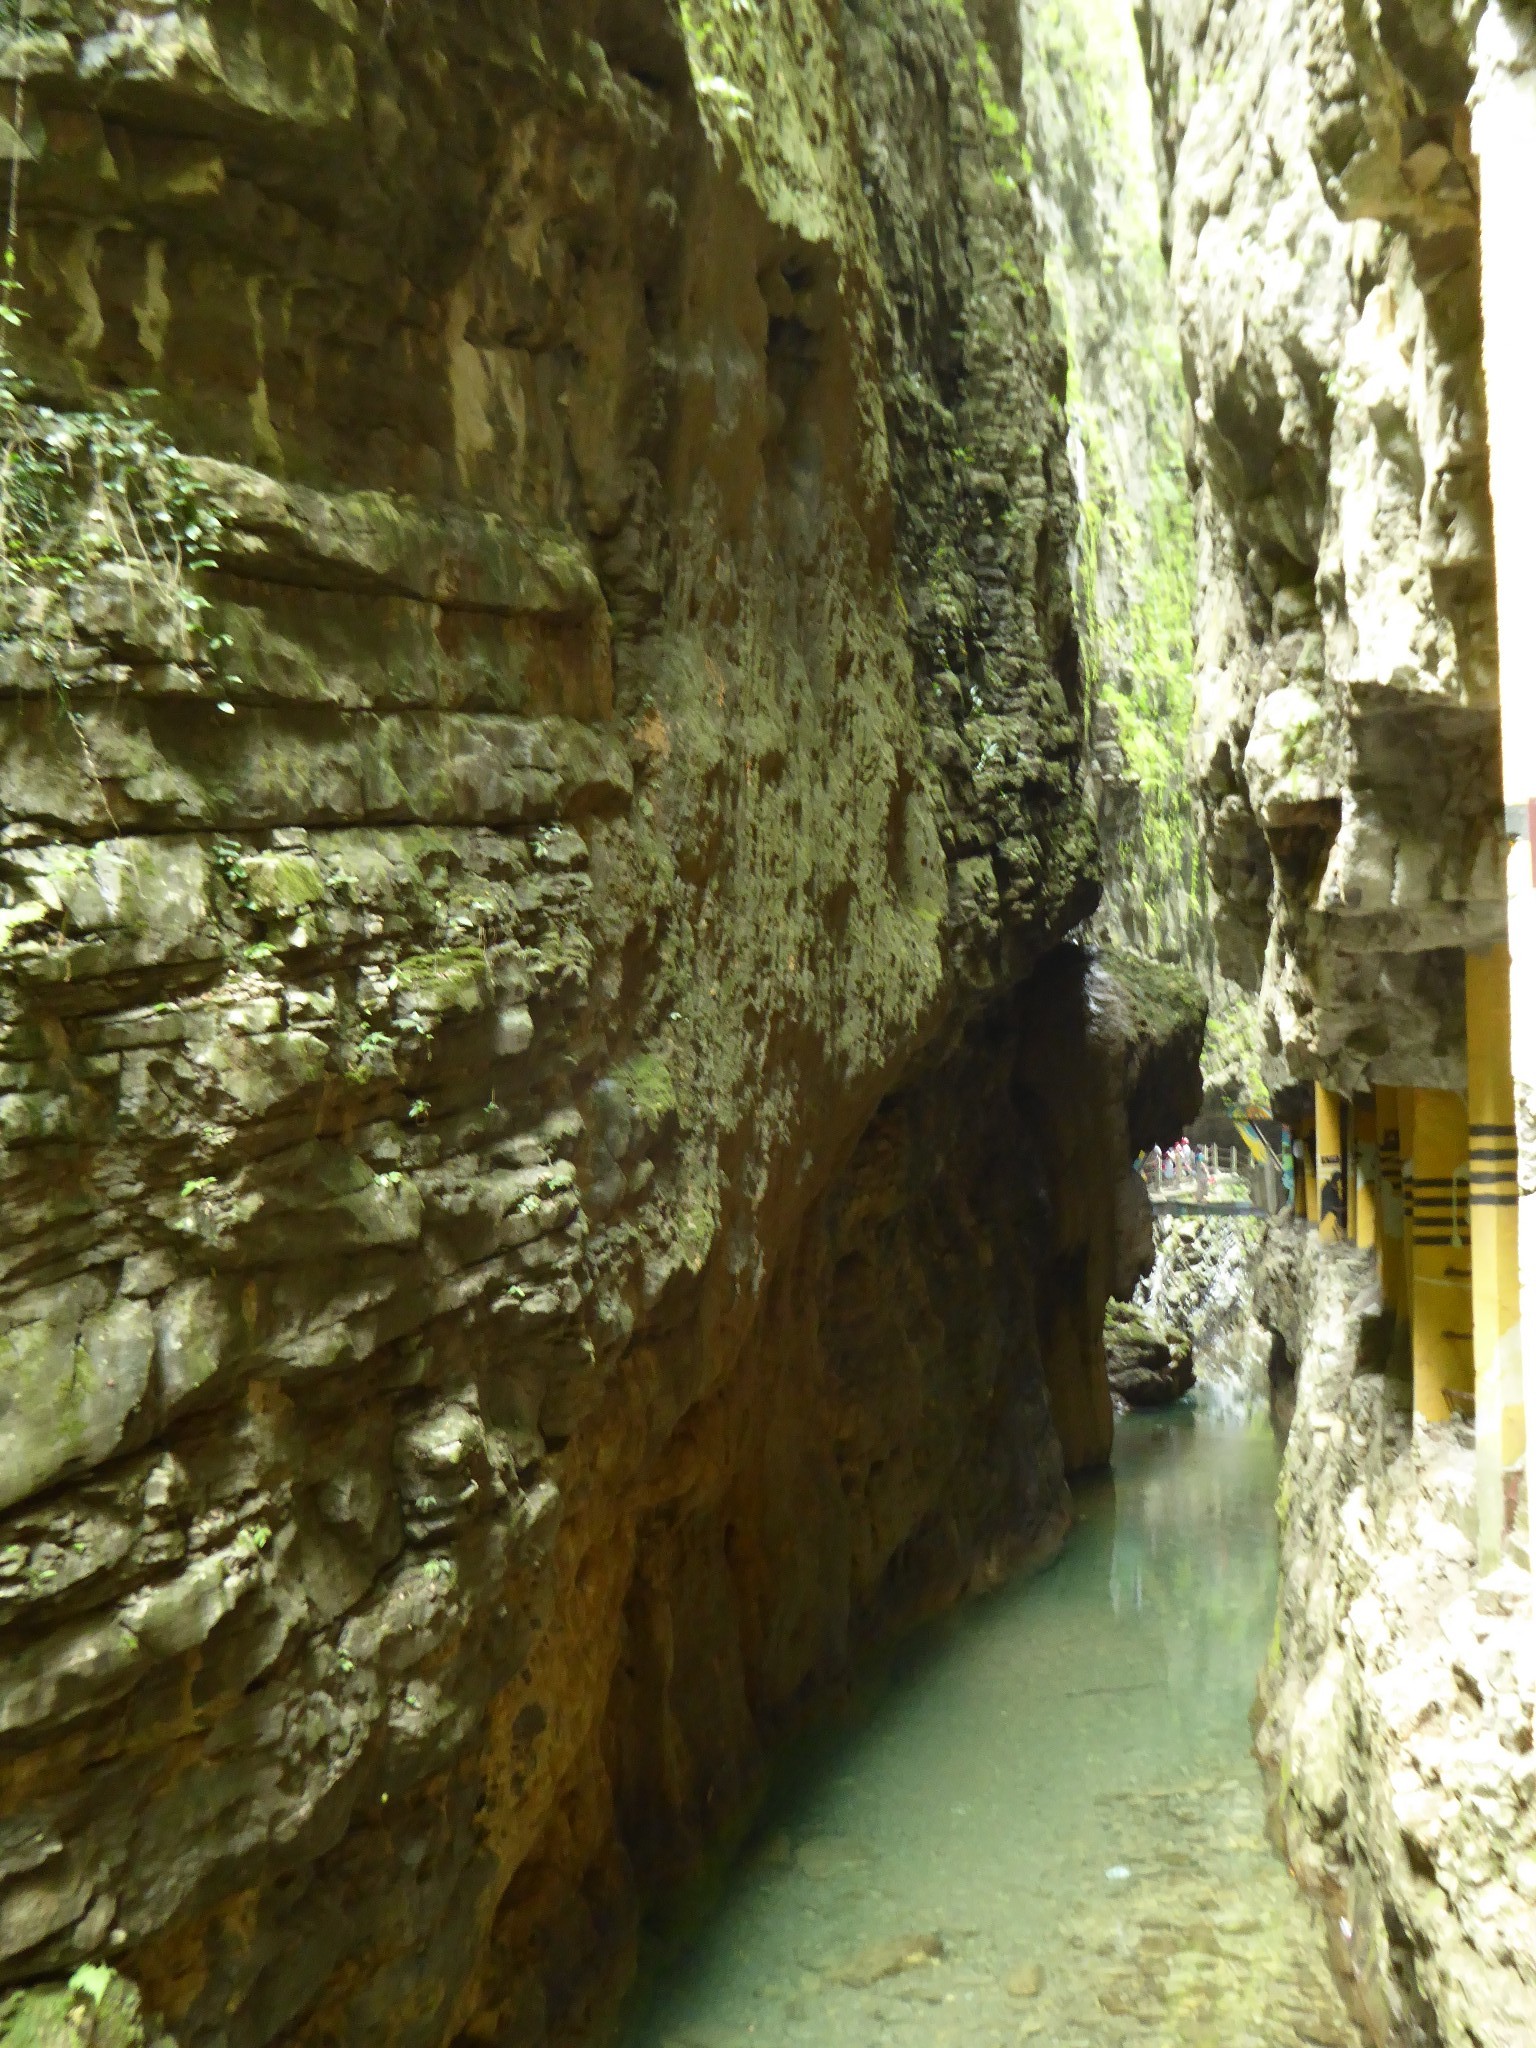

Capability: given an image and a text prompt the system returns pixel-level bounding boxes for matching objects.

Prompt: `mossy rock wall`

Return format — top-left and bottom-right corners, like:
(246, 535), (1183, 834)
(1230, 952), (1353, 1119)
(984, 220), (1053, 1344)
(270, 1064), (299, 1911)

(0, 5), (1197, 2046)
(1017, 0), (1206, 977)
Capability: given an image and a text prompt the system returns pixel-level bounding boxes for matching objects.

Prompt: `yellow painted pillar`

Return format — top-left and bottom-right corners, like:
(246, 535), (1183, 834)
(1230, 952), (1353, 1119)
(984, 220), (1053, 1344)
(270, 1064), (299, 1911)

(1315, 1085), (1347, 1244)
(1302, 1120), (1318, 1226)
(1345, 1100), (1360, 1242)
(1354, 1098), (1379, 1252)
(1411, 1087), (1474, 1424)
(1400, 1088), (1417, 1316)
(1472, 6), (1536, 1563)
(1467, 949), (1523, 1568)
(1376, 1086), (1405, 1317)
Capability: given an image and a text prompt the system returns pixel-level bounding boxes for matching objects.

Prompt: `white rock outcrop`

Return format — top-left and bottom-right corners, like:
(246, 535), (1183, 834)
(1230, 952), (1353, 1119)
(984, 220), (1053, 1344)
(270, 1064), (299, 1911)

(1254, 1223), (1536, 2048)
(1138, 0), (1504, 1092)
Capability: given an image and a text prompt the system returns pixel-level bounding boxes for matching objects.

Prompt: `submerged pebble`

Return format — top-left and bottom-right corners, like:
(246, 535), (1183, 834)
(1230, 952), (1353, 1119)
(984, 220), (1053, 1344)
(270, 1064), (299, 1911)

(826, 1931), (944, 1987)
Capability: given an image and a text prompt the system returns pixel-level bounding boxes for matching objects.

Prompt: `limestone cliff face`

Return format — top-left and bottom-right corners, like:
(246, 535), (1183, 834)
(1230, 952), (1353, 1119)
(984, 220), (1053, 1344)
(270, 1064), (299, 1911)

(1019, 0), (1207, 979)
(1138, 0), (1503, 1092)
(0, 5), (1199, 2046)
(1017, 0), (1264, 1106)
(1253, 1225), (1536, 2047)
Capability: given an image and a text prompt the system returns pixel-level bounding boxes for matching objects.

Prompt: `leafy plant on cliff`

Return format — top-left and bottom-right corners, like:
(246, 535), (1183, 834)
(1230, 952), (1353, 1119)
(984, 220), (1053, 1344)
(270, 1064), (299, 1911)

(0, 6), (233, 719)
(0, 383), (231, 638)
(677, 1), (758, 125)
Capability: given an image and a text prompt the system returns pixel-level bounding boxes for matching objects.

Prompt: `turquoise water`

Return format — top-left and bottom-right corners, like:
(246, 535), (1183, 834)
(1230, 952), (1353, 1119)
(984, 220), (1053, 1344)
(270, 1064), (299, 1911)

(621, 1404), (1360, 2048)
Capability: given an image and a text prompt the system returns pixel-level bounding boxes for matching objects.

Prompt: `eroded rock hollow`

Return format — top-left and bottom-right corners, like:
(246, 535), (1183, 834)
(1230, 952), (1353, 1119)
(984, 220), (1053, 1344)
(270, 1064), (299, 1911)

(0, 6), (1202, 2047)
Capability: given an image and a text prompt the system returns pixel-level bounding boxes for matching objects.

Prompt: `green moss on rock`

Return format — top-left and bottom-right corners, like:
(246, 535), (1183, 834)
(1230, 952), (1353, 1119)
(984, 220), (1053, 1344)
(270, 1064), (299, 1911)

(1098, 944), (1205, 1046)
(0, 1971), (170, 2048)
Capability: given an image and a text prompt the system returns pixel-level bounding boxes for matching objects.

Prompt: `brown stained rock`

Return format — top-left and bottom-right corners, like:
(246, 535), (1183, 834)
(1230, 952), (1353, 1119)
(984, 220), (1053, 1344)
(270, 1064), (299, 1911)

(1098, 1981), (1157, 2017)
(893, 1979), (947, 2006)
(826, 1932), (945, 1988)
(0, 0), (1204, 2042)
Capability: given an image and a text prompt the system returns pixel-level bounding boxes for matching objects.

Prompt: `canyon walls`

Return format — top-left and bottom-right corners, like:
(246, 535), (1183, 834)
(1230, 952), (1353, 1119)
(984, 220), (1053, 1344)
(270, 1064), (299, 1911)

(0, 5), (1202, 2046)
(1019, 0), (1266, 1103)
(1253, 1222), (1536, 2047)
(1140, 0), (1536, 2038)
(1138, 0), (1502, 1092)
(1018, 0), (1208, 981)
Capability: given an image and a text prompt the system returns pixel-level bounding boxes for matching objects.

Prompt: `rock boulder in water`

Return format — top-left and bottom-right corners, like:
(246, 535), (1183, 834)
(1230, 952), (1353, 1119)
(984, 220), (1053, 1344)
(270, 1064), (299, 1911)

(1104, 1302), (1195, 1408)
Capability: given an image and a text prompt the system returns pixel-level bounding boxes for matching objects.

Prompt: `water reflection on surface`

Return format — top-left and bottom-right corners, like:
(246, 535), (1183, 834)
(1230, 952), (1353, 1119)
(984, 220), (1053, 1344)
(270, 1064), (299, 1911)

(621, 1401), (1360, 2048)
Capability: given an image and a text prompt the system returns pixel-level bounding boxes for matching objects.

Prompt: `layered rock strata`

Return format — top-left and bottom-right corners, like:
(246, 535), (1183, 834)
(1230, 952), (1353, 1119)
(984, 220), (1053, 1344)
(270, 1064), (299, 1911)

(1255, 1224), (1536, 2048)
(0, 5), (1200, 2046)
(1138, 0), (1503, 1091)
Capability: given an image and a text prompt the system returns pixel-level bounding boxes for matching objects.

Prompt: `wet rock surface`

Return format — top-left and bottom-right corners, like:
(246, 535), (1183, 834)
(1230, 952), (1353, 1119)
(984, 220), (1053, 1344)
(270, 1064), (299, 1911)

(1103, 1299), (1194, 1409)
(1254, 1222), (1536, 2048)
(1144, 1213), (1271, 1383)
(0, 4), (1207, 2045)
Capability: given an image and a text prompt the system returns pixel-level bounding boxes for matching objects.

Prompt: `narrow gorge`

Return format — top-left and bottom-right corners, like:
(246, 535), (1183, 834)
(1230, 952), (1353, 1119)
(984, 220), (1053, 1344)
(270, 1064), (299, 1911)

(0, 4), (1530, 2048)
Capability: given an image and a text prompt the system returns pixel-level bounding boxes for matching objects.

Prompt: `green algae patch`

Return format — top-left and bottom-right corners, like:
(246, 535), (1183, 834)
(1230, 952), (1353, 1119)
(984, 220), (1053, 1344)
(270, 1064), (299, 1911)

(0, 1968), (169, 2048)
(242, 852), (326, 916)
(1019, 0), (1204, 971)
(1098, 945), (1206, 1045)
(615, 1051), (677, 1126)
(394, 946), (491, 1014)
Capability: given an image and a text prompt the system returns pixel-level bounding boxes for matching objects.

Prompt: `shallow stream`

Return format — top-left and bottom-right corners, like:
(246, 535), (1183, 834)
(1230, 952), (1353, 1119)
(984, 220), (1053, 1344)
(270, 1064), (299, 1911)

(621, 1403), (1360, 2048)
